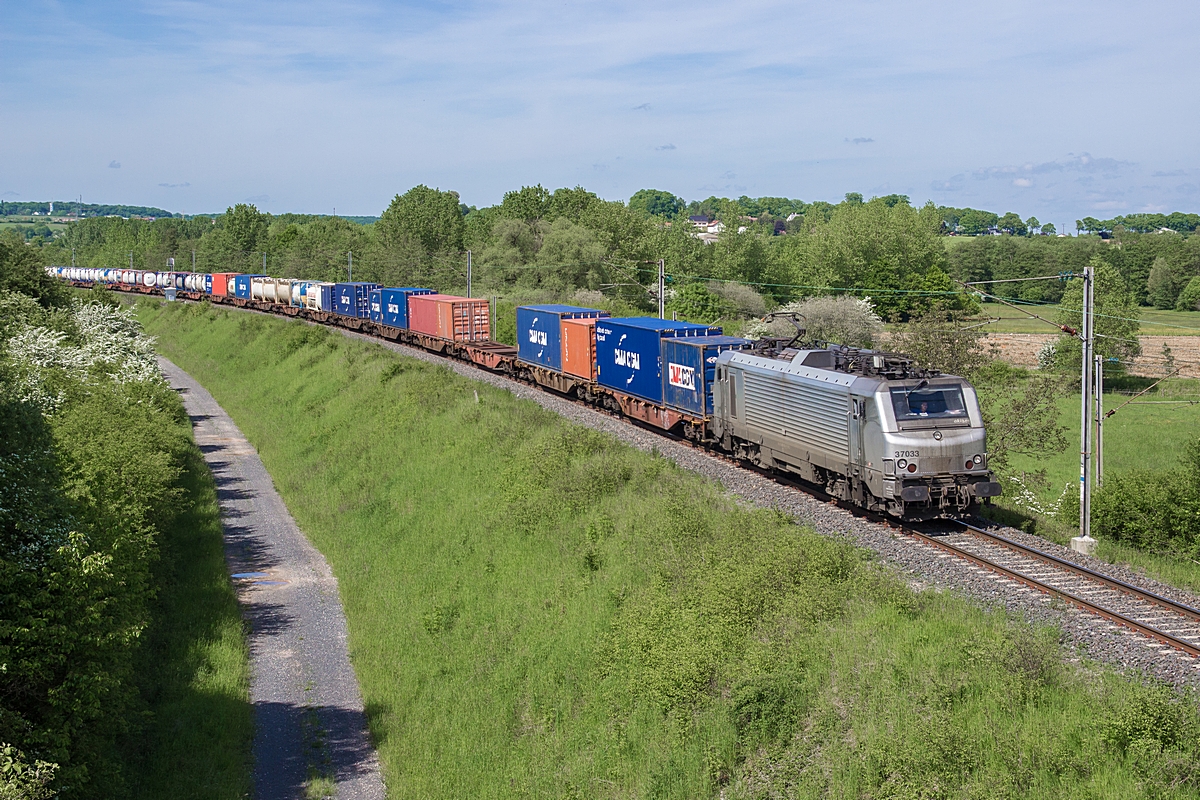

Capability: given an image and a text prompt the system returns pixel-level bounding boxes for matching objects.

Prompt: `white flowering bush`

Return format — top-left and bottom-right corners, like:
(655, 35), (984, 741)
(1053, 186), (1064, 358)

(3, 299), (163, 414)
(745, 295), (884, 348)
(1036, 341), (1057, 371)
(1005, 473), (1072, 519)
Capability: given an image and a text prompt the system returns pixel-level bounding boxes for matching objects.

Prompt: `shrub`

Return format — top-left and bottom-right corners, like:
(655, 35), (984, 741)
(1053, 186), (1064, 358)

(1092, 439), (1200, 558)
(745, 295), (883, 347)
(1177, 275), (1200, 312)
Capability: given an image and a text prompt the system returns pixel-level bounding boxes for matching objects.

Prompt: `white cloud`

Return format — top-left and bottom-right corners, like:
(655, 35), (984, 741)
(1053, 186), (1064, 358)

(1013, 178), (1033, 187)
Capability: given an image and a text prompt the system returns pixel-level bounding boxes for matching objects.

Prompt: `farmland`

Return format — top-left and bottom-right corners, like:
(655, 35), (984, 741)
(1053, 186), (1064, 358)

(138, 298), (1200, 798)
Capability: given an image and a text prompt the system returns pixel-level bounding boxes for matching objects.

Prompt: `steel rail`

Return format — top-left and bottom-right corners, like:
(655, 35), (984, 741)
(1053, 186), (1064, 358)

(84, 282), (1200, 660)
(901, 524), (1200, 658)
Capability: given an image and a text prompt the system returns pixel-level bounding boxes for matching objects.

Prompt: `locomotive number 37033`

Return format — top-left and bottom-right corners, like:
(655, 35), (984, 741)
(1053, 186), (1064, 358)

(894, 450), (920, 458)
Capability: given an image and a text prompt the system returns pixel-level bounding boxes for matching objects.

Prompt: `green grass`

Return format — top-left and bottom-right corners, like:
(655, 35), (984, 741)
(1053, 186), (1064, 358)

(124, 421), (253, 798)
(139, 299), (1200, 798)
(993, 380), (1200, 590)
(964, 302), (1200, 336)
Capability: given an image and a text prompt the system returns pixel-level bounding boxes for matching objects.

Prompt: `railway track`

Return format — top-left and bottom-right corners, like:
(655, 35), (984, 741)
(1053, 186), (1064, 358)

(113, 285), (1200, 669)
(902, 521), (1200, 660)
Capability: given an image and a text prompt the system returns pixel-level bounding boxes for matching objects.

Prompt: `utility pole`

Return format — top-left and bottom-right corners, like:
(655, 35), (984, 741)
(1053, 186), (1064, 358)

(262, 252), (267, 273)
(192, 249), (196, 270)
(466, 250), (472, 298)
(348, 251), (353, 282)
(129, 252), (134, 270)
(71, 248), (75, 267)
(1095, 353), (1104, 486)
(1072, 262), (1097, 555)
(658, 258), (665, 319)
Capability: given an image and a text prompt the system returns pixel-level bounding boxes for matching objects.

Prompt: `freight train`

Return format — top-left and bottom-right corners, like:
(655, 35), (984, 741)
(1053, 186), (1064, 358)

(50, 266), (1001, 519)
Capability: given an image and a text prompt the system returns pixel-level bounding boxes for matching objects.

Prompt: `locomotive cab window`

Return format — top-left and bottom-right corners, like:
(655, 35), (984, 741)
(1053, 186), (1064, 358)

(890, 385), (967, 421)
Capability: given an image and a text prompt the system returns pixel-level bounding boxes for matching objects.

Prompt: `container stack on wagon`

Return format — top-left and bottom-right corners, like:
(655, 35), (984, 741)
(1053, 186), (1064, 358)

(594, 317), (722, 405)
(408, 294), (491, 342)
(515, 305), (609, 371)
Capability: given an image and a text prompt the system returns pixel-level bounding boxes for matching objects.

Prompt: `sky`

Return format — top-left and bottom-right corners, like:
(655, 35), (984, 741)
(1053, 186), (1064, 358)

(2, 0), (1198, 227)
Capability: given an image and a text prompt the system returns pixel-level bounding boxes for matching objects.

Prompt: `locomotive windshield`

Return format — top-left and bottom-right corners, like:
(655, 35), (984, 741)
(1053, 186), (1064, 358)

(890, 385), (967, 421)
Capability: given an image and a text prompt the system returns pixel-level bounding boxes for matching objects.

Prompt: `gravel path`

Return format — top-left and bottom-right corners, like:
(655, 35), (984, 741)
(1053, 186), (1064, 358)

(159, 357), (386, 800)
(334, 328), (1200, 688)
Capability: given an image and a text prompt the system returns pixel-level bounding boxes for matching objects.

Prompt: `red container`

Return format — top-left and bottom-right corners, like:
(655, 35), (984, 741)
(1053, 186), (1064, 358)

(561, 318), (598, 380)
(211, 272), (239, 296)
(407, 294), (491, 342)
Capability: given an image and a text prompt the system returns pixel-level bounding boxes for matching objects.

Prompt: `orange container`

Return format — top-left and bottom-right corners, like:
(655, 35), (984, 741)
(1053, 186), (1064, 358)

(407, 294), (491, 342)
(561, 317), (597, 380)
(211, 272), (238, 296)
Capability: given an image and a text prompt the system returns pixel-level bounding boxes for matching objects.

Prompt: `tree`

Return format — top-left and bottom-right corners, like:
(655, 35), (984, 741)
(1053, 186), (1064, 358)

(376, 185), (465, 256)
(628, 189), (683, 219)
(997, 212), (1027, 236)
(498, 185), (551, 223)
(0, 232), (63, 307)
(958, 208), (999, 235)
(223, 203), (268, 255)
(1041, 222), (1057, 236)
(1176, 276), (1200, 311)
(1146, 256), (1178, 309)
(1025, 217), (1040, 235)
(1054, 257), (1141, 371)
(843, 192), (864, 205)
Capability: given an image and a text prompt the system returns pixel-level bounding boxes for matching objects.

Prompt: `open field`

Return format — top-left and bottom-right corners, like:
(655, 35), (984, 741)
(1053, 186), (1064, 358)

(139, 299), (1200, 799)
(970, 302), (1200, 336)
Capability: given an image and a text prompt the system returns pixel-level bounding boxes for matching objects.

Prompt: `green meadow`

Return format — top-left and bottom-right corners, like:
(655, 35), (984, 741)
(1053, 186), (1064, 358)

(138, 299), (1200, 798)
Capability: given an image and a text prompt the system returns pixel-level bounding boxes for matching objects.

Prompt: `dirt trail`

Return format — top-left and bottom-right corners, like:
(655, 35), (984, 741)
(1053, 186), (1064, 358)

(159, 357), (386, 800)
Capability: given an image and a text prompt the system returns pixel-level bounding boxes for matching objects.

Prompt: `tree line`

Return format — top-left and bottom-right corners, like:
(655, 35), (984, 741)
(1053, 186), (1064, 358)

(22, 185), (1200, 319)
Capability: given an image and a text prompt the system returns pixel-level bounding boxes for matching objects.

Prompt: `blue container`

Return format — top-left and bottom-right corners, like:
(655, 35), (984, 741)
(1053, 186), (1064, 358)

(380, 287), (434, 328)
(304, 282), (334, 311)
(662, 335), (751, 416)
(234, 274), (265, 299)
(516, 305), (609, 371)
(369, 289), (383, 323)
(334, 282), (382, 318)
(204, 274), (213, 294)
(594, 318), (720, 404)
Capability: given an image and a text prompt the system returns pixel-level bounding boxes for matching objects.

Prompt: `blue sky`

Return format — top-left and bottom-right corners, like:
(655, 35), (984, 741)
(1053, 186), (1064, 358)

(2, 0), (1197, 226)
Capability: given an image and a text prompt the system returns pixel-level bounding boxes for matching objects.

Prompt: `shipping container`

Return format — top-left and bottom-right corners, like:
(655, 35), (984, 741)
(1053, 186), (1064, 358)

(234, 274), (265, 299)
(561, 318), (599, 380)
(209, 272), (237, 296)
(594, 318), (721, 404)
(661, 335), (752, 416)
(516, 305), (609, 371)
(303, 282), (335, 312)
(380, 287), (434, 328)
(334, 282), (381, 318)
(368, 289), (383, 323)
(407, 294), (491, 341)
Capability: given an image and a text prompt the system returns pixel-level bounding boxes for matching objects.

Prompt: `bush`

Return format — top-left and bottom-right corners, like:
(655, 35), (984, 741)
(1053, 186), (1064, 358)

(0, 296), (192, 797)
(1177, 275), (1200, 312)
(745, 295), (883, 347)
(1092, 439), (1200, 558)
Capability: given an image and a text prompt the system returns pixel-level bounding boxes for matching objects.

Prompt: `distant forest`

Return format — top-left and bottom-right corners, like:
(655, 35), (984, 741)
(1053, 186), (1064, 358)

(17, 185), (1200, 316)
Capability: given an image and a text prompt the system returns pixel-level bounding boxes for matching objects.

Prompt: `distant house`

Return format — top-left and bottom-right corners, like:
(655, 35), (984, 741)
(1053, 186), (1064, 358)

(688, 215), (712, 228)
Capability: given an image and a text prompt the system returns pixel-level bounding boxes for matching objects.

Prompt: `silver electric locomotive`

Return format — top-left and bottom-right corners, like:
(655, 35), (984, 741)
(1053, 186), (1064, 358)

(711, 343), (1001, 519)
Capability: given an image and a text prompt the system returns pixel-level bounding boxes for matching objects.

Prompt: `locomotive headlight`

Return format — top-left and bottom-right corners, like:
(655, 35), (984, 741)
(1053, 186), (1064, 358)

(973, 454), (983, 465)
(896, 458), (908, 470)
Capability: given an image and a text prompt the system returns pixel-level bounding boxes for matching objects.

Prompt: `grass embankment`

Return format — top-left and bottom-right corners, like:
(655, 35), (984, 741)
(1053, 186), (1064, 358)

(141, 299), (1200, 798)
(125, 441), (253, 799)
